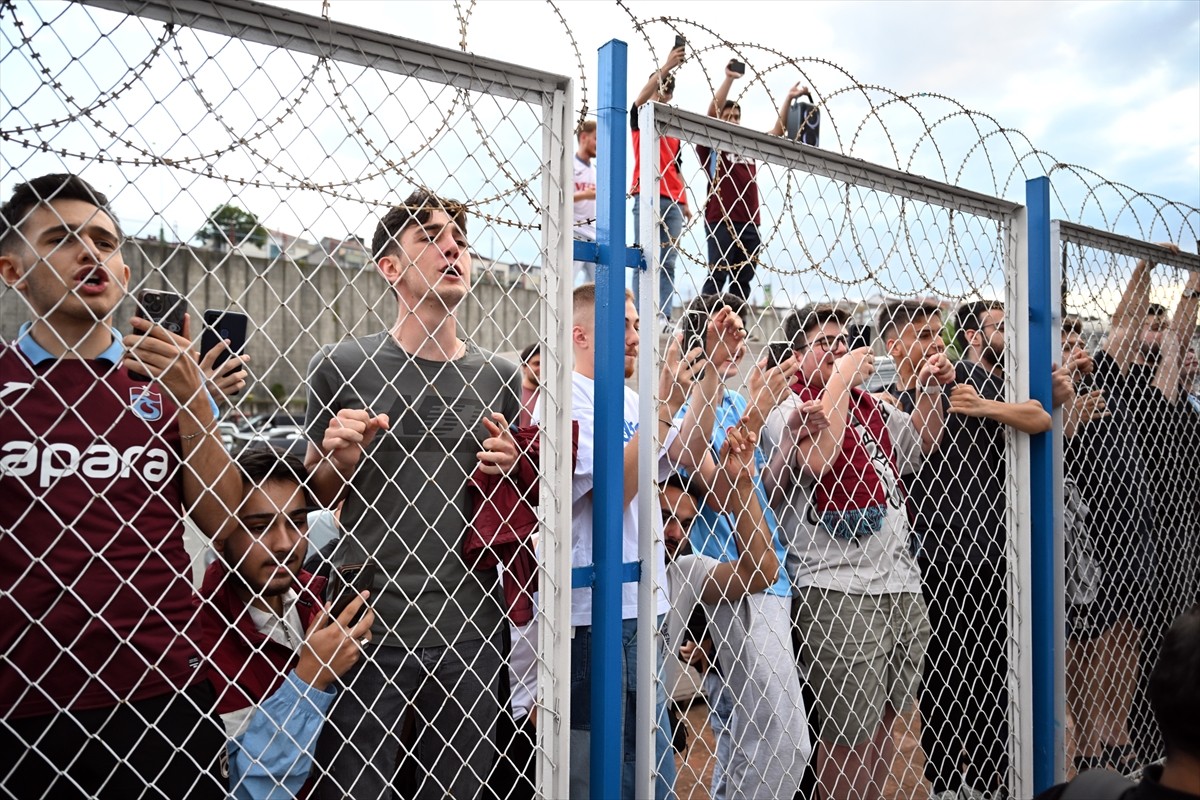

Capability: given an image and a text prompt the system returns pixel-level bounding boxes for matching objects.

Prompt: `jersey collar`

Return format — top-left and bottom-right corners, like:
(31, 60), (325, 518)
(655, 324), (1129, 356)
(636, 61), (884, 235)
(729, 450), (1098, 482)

(16, 321), (124, 365)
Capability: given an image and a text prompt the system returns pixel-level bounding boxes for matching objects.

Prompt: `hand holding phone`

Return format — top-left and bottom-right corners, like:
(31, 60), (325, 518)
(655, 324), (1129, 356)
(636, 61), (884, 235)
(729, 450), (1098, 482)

(681, 309), (707, 356)
(766, 341), (794, 368)
(728, 59), (746, 77)
(200, 310), (249, 396)
(328, 561), (378, 628)
(128, 289), (186, 381)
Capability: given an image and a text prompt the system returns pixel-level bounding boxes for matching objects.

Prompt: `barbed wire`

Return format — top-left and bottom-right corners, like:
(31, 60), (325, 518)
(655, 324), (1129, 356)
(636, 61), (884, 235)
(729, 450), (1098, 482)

(1, 0), (1195, 245)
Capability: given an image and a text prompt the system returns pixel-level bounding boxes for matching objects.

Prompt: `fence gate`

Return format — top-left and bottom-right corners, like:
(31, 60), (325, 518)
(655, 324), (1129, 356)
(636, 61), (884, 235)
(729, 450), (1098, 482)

(1, 1), (575, 797)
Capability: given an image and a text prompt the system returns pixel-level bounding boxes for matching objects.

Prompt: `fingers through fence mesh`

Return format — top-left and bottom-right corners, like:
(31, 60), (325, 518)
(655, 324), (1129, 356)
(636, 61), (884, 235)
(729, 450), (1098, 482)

(2, 3), (1198, 800)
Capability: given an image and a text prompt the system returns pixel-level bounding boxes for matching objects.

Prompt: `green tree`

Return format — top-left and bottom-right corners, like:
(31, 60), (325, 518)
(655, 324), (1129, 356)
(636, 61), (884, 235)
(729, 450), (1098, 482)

(196, 204), (267, 250)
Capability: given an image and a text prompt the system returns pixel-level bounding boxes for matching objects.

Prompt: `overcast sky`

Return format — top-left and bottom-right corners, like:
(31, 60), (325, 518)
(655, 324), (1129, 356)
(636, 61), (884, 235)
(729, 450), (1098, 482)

(2, 0), (1195, 311)
(265, 0), (1199, 214)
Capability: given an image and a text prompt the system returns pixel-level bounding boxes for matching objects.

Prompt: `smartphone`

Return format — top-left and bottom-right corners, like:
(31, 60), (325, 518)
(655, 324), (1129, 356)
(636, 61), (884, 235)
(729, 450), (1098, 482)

(328, 560), (377, 628)
(200, 310), (249, 393)
(129, 289), (186, 381)
(681, 309), (707, 355)
(673, 34), (686, 50)
(728, 59), (746, 76)
(766, 341), (794, 368)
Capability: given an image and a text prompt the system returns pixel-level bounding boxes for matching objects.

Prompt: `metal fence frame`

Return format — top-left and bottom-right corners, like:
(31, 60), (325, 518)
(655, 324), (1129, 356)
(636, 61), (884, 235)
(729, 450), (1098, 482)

(10, 0), (580, 795)
(636, 100), (1035, 798)
(5, 1), (1200, 795)
(1039, 217), (1200, 787)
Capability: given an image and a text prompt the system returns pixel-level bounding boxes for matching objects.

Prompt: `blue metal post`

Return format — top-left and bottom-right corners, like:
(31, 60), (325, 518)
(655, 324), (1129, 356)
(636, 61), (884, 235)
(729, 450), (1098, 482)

(591, 38), (628, 800)
(1026, 176), (1056, 792)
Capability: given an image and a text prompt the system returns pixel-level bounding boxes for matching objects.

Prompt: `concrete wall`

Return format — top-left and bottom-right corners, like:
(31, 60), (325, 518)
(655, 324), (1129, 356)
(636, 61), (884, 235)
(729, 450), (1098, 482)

(0, 240), (541, 411)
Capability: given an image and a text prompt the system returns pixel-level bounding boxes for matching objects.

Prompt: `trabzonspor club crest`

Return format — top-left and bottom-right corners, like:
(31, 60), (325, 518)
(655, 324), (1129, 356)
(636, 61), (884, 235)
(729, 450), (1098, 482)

(129, 387), (163, 421)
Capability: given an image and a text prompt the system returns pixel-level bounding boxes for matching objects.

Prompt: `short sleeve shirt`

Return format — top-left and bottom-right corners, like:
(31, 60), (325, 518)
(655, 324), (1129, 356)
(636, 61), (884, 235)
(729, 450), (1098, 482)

(305, 332), (521, 648)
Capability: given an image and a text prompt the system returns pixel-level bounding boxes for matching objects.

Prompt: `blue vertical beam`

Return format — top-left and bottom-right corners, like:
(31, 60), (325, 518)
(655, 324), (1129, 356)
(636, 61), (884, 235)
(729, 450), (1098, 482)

(1026, 176), (1056, 792)
(591, 38), (628, 800)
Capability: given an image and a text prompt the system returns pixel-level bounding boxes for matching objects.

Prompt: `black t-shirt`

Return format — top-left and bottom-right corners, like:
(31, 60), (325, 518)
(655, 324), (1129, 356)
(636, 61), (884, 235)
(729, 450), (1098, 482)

(1068, 350), (1157, 611)
(893, 360), (1007, 566)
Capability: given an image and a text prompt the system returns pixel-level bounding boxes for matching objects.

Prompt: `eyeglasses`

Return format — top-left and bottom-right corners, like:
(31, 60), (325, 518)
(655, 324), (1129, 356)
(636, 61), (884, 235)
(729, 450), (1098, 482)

(798, 335), (848, 352)
(238, 507), (317, 539)
(982, 321), (1006, 333)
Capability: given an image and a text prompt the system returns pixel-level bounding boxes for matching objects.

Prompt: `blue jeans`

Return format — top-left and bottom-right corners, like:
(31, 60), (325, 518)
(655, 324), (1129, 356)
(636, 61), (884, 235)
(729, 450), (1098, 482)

(569, 617), (677, 799)
(631, 195), (684, 320)
(702, 669), (734, 800)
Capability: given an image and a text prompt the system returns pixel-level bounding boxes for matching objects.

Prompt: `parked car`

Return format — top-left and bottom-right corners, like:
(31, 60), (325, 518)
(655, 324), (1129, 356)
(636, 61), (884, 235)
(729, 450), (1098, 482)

(233, 424), (307, 457)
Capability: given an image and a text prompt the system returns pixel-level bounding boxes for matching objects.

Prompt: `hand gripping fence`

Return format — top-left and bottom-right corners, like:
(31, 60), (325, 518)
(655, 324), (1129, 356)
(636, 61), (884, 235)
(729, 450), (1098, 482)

(2, 2), (1199, 800)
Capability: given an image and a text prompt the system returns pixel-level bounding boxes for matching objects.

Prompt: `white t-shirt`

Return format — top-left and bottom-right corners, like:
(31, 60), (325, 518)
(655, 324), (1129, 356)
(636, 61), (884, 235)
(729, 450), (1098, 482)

(537, 371), (671, 626)
(573, 155), (597, 241)
(762, 393), (924, 595)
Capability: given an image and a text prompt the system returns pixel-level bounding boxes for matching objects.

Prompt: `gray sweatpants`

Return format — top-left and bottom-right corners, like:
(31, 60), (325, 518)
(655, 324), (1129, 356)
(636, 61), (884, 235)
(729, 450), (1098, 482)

(709, 593), (812, 800)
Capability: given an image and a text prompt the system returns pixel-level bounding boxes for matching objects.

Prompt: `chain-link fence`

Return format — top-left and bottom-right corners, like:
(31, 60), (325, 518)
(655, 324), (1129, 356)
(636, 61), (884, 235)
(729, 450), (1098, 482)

(1, 0), (575, 797)
(636, 100), (1035, 800)
(1054, 223), (1200, 784)
(3, 1), (1199, 800)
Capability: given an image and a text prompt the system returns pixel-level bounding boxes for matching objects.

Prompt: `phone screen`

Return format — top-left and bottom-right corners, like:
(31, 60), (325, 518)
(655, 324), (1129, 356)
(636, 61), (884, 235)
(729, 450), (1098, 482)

(200, 310), (249, 389)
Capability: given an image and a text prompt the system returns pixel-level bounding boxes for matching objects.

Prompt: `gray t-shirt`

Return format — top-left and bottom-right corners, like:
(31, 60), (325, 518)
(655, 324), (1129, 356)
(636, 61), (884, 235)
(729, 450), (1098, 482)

(305, 331), (521, 648)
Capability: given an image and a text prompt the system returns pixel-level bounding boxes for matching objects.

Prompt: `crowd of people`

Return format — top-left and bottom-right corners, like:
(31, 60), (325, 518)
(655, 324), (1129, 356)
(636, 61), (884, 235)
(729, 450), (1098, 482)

(1, 60), (1198, 800)
(573, 42), (811, 333)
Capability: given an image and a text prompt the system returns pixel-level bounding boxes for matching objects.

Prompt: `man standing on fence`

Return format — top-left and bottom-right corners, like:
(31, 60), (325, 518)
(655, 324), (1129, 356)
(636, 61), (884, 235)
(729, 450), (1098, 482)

(305, 191), (521, 799)
(762, 302), (953, 800)
(631, 42), (690, 333)
(0, 173), (236, 798)
(697, 63), (807, 304)
(883, 299), (1051, 799)
(574, 119), (598, 285)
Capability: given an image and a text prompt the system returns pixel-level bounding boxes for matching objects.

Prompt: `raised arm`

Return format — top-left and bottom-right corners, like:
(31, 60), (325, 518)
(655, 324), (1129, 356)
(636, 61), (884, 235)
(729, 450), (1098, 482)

(699, 426), (780, 602)
(761, 399), (829, 502)
(123, 314), (240, 545)
(907, 353), (956, 452)
(633, 45), (685, 109)
(1153, 266), (1200, 403)
(768, 83), (808, 137)
(707, 62), (741, 118)
(1104, 247), (1167, 375)
(795, 347), (876, 480)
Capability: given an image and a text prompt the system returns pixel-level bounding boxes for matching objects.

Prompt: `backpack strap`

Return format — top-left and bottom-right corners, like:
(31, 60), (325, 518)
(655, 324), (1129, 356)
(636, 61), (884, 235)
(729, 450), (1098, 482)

(1061, 768), (1135, 800)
